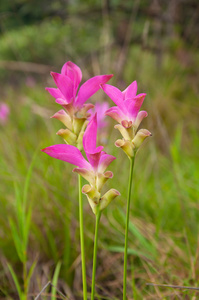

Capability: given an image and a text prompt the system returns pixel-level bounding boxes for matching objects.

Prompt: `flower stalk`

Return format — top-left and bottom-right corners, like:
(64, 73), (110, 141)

(91, 205), (101, 300)
(123, 156), (135, 300)
(78, 174), (87, 300)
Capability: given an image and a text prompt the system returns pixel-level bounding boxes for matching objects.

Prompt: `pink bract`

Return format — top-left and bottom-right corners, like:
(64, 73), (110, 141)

(46, 61), (113, 113)
(42, 114), (116, 185)
(101, 81), (147, 125)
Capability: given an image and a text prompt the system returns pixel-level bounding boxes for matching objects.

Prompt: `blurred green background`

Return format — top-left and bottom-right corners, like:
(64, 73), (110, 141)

(0, 0), (199, 299)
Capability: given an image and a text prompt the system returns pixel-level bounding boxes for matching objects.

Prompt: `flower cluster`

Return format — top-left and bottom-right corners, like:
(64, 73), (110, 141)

(42, 114), (119, 214)
(46, 61), (112, 150)
(43, 61), (119, 214)
(101, 81), (151, 158)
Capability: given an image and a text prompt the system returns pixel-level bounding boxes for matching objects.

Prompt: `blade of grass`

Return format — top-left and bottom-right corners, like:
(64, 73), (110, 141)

(7, 263), (22, 299)
(51, 261), (62, 300)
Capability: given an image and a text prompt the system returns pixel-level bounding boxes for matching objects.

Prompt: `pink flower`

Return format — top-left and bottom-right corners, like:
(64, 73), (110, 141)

(88, 102), (109, 129)
(0, 103), (10, 125)
(101, 81), (151, 157)
(46, 61), (113, 116)
(42, 113), (119, 213)
(42, 113), (115, 184)
(101, 81), (147, 129)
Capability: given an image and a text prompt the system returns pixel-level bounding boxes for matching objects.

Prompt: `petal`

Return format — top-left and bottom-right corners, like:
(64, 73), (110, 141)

(114, 124), (134, 140)
(87, 148), (104, 171)
(76, 74), (113, 106)
(122, 81), (137, 99)
(97, 171), (113, 191)
(56, 128), (77, 145)
(99, 189), (120, 211)
(83, 113), (97, 153)
(46, 87), (64, 99)
(115, 139), (134, 158)
(73, 168), (95, 186)
(51, 109), (72, 130)
(98, 151), (116, 173)
(124, 93), (146, 120)
(51, 72), (74, 103)
(132, 129), (152, 150)
(41, 144), (91, 169)
(101, 84), (124, 111)
(134, 110), (148, 129)
(105, 106), (125, 123)
(61, 61), (82, 92)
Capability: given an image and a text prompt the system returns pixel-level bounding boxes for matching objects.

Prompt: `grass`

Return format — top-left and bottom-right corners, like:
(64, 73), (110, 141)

(0, 10), (199, 299)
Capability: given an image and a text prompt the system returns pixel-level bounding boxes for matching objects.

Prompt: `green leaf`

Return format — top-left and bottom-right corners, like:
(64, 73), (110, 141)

(9, 218), (24, 262)
(7, 263), (22, 299)
(106, 245), (152, 259)
(51, 261), (62, 300)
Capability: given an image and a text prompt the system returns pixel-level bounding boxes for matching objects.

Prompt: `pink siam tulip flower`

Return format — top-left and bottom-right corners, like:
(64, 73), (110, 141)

(42, 114), (120, 213)
(101, 81), (147, 130)
(0, 103), (10, 125)
(101, 81), (151, 157)
(46, 61), (113, 116)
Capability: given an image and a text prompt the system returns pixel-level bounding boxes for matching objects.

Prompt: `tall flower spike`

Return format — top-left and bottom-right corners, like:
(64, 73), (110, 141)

(46, 61), (113, 149)
(42, 114), (120, 214)
(101, 81), (151, 157)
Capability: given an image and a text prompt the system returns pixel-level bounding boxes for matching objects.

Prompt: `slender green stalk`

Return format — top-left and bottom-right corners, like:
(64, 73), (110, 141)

(123, 156), (135, 300)
(78, 175), (87, 300)
(91, 206), (101, 300)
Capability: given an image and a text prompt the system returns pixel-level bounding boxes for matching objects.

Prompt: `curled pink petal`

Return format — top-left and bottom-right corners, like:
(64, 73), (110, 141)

(51, 72), (74, 103)
(86, 148), (104, 171)
(42, 144), (91, 169)
(134, 110), (148, 129)
(76, 74), (113, 107)
(105, 106), (126, 123)
(98, 152), (116, 173)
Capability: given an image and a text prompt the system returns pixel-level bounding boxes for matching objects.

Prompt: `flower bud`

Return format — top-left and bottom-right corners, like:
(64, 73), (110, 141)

(99, 189), (120, 211)
(115, 139), (134, 158)
(114, 124), (134, 140)
(82, 184), (101, 214)
(51, 110), (72, 130)
(97, 171), (113, 191)
(132, 129), (152, 150)
(73, 117), (87, 135)
(56, 128), (77, 145)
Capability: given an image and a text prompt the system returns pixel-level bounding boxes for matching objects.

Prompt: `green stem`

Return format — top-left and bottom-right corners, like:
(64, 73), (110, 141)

(78, 175), (87, 300)
(91, 206), (101, 300)
(123, 156), (135, 300)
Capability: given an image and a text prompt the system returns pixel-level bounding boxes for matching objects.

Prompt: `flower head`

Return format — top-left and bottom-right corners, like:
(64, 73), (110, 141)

(46, 61), (113, 116)
(101, 81), (151, 157)
(42, 114), (120, 213)
(46, 61), (113, 149)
